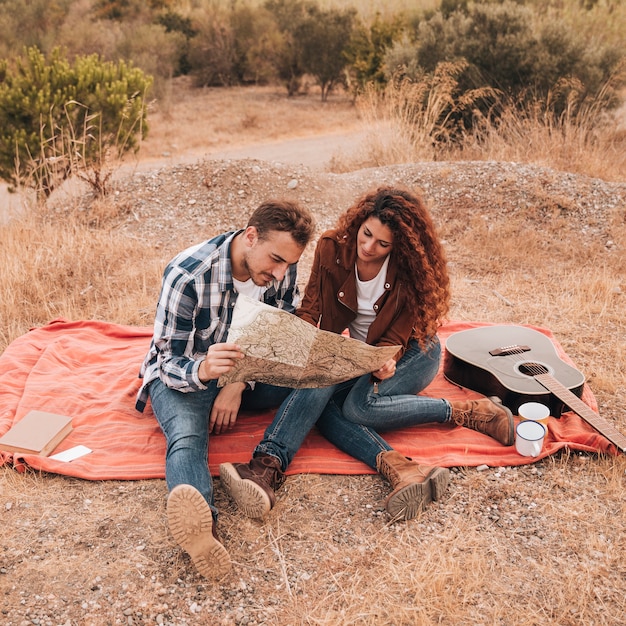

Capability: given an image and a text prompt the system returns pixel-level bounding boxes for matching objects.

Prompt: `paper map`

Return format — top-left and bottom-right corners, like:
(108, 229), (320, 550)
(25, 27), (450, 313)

(217, 294), (401, 388)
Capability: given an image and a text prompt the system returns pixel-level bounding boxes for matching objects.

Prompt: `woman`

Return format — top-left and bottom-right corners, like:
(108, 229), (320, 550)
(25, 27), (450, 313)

(220, 187), (513, 521)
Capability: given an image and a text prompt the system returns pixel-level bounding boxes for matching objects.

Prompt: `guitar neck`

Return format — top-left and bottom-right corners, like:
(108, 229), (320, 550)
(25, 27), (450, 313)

(534, 373), (626, 453)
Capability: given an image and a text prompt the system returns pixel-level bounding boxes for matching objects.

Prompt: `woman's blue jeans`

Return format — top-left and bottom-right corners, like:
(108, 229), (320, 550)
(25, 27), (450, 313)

(342, 337), (451, 428)
(255, 337), (451, 472)
(149, 378), (291, 519)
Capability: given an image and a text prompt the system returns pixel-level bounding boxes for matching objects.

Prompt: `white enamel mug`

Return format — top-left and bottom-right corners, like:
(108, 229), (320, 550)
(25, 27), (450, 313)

(515, 420), (546, 457)
(518, 401), (551, 426)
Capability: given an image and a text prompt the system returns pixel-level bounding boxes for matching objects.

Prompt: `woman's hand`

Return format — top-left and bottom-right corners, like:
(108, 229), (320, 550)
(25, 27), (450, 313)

(373, 357), (397, 381)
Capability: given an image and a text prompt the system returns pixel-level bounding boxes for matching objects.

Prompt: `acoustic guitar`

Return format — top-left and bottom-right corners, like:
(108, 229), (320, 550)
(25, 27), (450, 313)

(443, 325), (626, 453)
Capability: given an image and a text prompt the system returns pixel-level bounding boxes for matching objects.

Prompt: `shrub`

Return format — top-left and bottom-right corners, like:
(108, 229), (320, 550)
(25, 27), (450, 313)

(0, 46), (152, 198)
(230, 4), (281, 84)
(264, 0), (313, 96)
(0, 0), (73, 59)
(187, 9), (237, 87)
(384, 0), (625, 128)
(344, 13), (403, 98)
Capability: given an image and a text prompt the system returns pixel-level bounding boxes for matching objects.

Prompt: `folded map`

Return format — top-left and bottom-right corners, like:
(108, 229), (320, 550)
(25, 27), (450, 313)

(218, 295), (401, 388)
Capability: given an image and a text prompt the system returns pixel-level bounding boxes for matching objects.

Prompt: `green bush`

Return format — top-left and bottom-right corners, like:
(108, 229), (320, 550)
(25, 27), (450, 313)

(0, 46), (152, 197)
(230, 4), (281, 84)
(386, 0), (624, 123)
(344, 13), (403, 98)
(264, 0), (314, 96)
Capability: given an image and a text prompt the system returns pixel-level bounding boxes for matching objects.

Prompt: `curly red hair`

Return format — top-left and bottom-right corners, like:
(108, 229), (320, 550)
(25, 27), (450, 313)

(336, 186), (450, 344)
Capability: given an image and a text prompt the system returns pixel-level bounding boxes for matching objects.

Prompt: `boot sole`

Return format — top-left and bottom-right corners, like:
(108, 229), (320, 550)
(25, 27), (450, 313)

(385, 467), (451, 521)
(428, 466), (451, 501)
(219, 463), (272, 519)
(166, 484), (231, 578)
(386, 481), (432, 521)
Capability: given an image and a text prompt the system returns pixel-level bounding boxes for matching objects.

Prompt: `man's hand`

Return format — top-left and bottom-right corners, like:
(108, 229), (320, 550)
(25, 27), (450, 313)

(209, 382), (247, 434)
(372, 357), (397, 381)
(198, 342), (244, 382)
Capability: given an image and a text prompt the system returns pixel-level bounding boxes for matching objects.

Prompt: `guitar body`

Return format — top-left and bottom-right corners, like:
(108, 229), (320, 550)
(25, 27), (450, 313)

(443, 325), (585, 416)
(444, 325), (626, 452)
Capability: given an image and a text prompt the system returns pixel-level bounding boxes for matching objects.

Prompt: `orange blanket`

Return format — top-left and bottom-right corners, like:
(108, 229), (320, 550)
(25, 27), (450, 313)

(0, 319), (614, 480)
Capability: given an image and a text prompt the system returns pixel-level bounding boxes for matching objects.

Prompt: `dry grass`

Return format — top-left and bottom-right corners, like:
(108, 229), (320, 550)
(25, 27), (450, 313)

(1, 82), (626, 625)
(0, 210), (162, 349)
(347, 76), (626, 183)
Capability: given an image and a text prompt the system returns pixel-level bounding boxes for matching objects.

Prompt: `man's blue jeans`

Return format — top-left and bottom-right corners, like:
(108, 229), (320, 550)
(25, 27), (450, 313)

(255, 337), (451, 472)
(149, 378), (291, 519)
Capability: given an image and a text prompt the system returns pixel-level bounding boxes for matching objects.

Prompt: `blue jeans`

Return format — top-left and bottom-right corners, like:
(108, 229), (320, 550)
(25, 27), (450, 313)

(254, 337), (451, 471)
(342, 337), (451, 429)
(255, 381), (394, 472)
(149, 378), (291, 519)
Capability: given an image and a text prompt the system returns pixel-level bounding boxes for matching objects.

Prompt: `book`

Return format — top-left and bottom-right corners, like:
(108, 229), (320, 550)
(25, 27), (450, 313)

(0, 410), (73, 457)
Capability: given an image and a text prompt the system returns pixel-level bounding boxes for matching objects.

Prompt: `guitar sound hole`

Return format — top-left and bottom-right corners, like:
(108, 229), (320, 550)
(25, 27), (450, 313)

(519, 361), (549, 376)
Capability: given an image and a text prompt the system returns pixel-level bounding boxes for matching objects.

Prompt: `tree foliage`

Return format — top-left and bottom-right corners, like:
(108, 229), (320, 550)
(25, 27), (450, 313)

(0, 0), (73, 58)
(344, 13), (403, 98)
(0, 46), (152, 197)
(295, 5), (357, 101)
(187, 9), (237, 87)
(389, 0), (625, 122)
(0, 0), (622, 142)
(264, 0), (315, 96)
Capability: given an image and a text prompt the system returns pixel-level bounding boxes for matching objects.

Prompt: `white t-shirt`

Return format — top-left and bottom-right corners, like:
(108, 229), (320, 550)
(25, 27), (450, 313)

(233, 277), (266, 301)
(348, 256), (390, 342)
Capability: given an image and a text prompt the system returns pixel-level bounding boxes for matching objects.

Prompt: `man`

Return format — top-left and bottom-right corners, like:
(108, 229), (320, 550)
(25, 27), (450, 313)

(136, 199), (315, 579)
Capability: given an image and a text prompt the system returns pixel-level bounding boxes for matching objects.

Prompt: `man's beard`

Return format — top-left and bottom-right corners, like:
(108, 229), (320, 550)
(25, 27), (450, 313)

(242, 257), (272, 287)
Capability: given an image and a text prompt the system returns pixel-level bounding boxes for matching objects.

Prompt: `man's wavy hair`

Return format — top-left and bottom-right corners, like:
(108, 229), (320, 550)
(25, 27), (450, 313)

(248, 199), (315, 248)
(336, 186), (450, 344)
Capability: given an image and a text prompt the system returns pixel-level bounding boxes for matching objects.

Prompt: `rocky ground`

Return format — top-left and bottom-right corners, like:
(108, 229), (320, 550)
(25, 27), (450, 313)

(78, 156), (623, 280)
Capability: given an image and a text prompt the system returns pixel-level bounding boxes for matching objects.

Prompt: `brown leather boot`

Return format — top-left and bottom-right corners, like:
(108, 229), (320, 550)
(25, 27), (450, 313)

(166, 484), (231, 579)
(376, 450), (450, 521)
(450, 397), (514, 445)
(219, 453), (285, 519)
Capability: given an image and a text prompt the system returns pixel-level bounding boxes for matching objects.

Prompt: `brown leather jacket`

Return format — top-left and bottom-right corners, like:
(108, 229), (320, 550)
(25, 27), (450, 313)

(297, 229), (417, 360)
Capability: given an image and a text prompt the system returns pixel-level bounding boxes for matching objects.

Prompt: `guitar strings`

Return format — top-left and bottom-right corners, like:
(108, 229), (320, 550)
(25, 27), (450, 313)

(497, 345), (548, 377)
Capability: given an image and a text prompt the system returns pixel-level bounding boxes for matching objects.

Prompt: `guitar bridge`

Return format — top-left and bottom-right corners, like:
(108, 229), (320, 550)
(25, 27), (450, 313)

(489, 344), (531, 357)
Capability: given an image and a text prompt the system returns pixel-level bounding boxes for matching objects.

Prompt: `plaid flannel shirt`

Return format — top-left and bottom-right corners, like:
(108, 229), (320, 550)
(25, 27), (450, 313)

(135, 230), (300, 412)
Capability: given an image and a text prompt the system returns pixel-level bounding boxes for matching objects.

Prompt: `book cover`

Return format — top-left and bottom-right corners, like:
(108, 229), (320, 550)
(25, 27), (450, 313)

(0, 410), (73, 457)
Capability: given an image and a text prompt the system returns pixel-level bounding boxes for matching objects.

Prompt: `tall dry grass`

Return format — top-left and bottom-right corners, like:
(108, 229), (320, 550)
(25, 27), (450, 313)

(0, 202), (162, 352)
(347, 67), (626, 182)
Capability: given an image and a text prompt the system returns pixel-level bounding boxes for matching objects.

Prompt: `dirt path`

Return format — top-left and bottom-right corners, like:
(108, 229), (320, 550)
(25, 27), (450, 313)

(203, 129), (367, 167)
(1, 128), (368, 219)
(125, 126), (369, 174)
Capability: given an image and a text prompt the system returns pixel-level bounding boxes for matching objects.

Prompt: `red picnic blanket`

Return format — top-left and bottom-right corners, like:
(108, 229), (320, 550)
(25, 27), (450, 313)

(0, 319), (615, 480)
